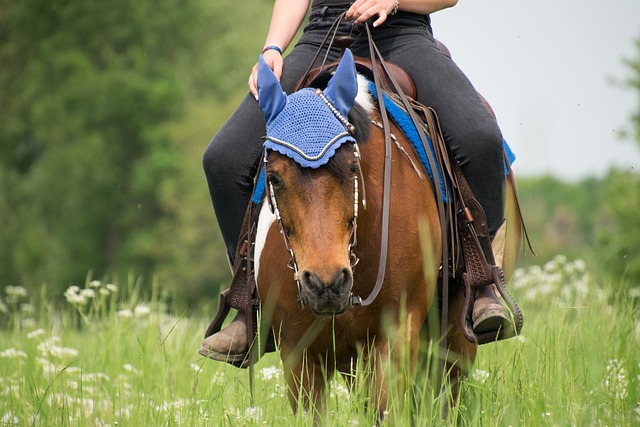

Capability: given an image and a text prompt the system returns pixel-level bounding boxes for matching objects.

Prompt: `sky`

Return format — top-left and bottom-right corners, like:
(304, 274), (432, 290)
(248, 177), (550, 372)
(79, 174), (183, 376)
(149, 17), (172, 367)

(432, 0), (640, 180)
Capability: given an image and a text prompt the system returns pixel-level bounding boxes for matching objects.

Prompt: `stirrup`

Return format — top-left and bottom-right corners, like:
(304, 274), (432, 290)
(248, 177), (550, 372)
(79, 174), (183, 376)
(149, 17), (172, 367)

(461, 266), (523, 345)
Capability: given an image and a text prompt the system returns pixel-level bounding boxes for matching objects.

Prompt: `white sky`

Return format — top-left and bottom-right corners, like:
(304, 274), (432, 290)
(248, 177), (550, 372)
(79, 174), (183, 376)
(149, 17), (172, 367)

(433, 0), (640, 180)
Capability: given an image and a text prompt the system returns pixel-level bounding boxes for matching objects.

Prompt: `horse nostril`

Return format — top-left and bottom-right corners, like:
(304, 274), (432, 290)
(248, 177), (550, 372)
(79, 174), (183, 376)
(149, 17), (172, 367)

(301, 271), (322, 293)
(331, 268), (353, 294)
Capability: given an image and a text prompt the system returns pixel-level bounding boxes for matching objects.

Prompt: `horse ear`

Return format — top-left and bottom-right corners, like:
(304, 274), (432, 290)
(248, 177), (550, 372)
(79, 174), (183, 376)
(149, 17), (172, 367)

(257, 55), (287, 125)
(323, 48), (358, 118)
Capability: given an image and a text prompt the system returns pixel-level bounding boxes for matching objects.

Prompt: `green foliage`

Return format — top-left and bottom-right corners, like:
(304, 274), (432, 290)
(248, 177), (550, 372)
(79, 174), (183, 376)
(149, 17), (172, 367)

(596, 170), (640, 285)
(516, 175), (605, 265)
(592, 31), (640, 287)
(0, 0), (273, 306)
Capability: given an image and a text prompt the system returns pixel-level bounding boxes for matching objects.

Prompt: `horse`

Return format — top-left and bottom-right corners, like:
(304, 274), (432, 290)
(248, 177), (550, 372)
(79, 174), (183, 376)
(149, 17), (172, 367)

(251, 49), (522, 419)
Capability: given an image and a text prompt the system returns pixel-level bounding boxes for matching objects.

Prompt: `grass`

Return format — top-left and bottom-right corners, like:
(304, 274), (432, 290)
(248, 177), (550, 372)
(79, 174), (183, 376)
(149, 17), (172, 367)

(1, 256), (639, 426)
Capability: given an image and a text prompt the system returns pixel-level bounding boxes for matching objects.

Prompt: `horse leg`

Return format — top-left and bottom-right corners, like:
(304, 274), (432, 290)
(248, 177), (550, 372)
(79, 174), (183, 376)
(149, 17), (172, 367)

(371, 310), (424, 420)
(280, 340), (328, 419)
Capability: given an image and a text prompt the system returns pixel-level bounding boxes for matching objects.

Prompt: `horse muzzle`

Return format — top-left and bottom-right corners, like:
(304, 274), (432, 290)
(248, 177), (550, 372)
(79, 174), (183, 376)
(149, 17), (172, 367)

(298, 267), (354, 315)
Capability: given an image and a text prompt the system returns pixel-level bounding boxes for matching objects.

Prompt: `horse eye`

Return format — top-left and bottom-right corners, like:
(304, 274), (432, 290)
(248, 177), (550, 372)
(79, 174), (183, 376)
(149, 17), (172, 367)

(350, 162), (358, 175)
(267, 172), (283, 189)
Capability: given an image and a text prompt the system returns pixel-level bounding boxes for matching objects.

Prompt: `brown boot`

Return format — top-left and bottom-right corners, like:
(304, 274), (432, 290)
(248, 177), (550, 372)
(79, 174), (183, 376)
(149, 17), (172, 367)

(472, 285), (514, 337)
(199, 311), (249, 364)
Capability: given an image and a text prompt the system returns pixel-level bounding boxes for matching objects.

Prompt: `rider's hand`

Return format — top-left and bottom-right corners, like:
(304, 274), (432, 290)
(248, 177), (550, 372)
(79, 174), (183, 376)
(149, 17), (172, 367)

(249, 49), (284, 100)
(345, 0), (397, 27)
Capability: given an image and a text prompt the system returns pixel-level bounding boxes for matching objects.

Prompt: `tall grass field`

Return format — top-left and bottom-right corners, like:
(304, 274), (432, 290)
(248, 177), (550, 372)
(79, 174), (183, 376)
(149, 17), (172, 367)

(1, 256), (639, 426)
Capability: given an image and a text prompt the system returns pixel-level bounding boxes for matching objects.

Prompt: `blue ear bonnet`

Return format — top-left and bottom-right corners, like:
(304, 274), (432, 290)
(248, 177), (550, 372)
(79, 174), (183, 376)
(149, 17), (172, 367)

(263, 88), (355, 168)
(258, 49), (358, 169)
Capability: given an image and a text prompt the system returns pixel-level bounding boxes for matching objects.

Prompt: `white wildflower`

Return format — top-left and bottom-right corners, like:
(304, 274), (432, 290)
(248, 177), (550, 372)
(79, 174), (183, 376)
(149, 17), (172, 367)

(259, 366), (280, 381)
(0, 297), (8, 314)
(123, 364), (141, 375)
(64, 286), (87, 306)
(117, 309), (134, 318)
(49, 345), (80, 359)
(80, 288), (95, 299)
(5, 285), (28, 304)
(330, 383), (350, 399)
(36, 357), (58, 379)
(134, 305), (151, 317)
(211, 371), (226, 385)
(83, 372), (111, 382)
(115, 406), (132, 419)
(629, 288), (640, 299)
(604, 359), (628, 401)
(471, 369), (489, 384)
(99, 288), (110, 296)
(89, 280), (102, 288)
(244, 406), (263, 422)
(570, 259), (586, 274)
(66, 367), (82, 375)
(27, 329), (46, 339)
(0, 348), (28, 359)
(37, 336), (61, 355)
(106, 284), (118, 293)
(5, 285), (28, 298)
(38, 337), (78, 360)
(1, 412), (19, 425)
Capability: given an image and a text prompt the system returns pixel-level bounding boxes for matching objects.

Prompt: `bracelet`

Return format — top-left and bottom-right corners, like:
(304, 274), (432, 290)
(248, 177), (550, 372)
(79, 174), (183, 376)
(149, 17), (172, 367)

(390, 0), (399, 15)
(262, 45), (283, 55)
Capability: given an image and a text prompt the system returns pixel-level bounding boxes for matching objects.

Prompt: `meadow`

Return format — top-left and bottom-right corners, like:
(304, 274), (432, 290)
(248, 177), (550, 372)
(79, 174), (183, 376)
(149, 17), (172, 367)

(1, 255), (639, 426)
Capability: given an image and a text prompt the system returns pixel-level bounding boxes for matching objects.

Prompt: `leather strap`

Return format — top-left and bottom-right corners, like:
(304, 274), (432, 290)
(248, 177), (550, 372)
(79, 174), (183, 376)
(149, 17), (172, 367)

(361, 28), (453, 342)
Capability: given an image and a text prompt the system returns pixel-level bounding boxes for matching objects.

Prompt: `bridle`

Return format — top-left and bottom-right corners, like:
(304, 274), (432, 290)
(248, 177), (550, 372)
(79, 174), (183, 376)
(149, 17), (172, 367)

(264, 139), (364, 309)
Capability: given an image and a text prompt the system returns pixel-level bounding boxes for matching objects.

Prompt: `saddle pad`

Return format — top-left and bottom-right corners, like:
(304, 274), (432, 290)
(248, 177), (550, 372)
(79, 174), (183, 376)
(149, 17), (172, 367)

(367, 81), (516, 203)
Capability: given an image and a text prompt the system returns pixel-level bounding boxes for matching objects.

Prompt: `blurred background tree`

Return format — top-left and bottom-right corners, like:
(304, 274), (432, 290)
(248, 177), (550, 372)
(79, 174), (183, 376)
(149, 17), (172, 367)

(593, 35), (640, 288)
(0, 0), (272, 308)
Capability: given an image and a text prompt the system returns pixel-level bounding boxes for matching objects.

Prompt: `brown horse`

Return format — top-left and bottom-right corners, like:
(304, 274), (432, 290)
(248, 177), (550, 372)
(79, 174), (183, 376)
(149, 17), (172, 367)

(252, 50), (522, 418)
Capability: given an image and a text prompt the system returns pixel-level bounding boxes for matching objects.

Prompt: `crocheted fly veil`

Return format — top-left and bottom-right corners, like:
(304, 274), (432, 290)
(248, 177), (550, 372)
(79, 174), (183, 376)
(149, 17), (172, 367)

(257, 49), (358, 168)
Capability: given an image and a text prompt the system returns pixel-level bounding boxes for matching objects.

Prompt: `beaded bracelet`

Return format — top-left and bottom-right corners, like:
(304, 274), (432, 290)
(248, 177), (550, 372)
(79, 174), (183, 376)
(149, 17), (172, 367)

(390, 0), (399, 15)
(262, 45), (283, 55)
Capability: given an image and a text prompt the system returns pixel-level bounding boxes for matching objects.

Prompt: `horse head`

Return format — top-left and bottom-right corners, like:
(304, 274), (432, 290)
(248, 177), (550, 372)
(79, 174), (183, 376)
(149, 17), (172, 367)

(257, 50), (362, 315)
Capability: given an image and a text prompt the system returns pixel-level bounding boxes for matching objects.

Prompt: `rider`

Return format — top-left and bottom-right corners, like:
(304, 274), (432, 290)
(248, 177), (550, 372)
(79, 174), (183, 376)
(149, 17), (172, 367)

(200, 0), (513, 362)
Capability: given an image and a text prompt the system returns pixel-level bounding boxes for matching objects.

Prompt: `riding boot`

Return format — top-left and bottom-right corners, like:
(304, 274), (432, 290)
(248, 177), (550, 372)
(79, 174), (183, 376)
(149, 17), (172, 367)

(198, 225), (256, 365)
(471, 231), (515, 338)
(199, 198), (276, 367)
(199, 309), (249, 364)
